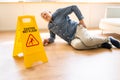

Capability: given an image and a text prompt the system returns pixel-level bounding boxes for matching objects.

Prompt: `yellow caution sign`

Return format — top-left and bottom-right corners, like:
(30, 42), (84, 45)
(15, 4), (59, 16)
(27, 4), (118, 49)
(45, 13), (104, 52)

(13, 15), (48, 68)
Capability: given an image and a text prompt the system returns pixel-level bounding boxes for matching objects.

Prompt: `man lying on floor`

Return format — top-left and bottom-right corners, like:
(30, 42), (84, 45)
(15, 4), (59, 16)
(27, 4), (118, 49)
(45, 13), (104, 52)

(41, 5), (120, 50)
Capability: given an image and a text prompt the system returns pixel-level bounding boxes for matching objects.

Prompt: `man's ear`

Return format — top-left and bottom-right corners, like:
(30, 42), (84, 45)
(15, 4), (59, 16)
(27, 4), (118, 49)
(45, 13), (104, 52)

(49, 11), (51, 13)
(40, 12), (43, 16)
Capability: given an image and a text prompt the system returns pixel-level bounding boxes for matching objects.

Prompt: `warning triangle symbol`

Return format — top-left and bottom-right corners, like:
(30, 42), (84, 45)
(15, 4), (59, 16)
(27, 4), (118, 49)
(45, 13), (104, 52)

(26, 34), (39, 47)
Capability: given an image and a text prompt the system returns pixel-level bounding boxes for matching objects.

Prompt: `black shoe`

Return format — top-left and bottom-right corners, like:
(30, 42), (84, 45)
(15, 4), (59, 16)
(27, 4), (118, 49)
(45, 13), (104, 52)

(109, 37), (120, 48)
(101, 42), (112, 49)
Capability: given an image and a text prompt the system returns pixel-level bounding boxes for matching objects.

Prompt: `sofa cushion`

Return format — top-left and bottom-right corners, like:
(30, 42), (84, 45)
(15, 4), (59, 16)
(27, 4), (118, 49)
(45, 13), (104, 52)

(99, 18), (120, 34)
(100, 18), (120, 26)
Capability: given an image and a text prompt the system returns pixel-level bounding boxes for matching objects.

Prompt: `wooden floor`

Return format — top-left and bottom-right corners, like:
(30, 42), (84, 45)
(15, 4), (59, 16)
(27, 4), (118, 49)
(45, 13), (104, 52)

(0, 29), (120, 80)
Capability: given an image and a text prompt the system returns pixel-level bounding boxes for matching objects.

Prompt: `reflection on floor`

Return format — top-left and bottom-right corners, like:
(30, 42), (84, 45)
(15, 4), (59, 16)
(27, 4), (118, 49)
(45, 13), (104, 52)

(0, 29), (120, 80)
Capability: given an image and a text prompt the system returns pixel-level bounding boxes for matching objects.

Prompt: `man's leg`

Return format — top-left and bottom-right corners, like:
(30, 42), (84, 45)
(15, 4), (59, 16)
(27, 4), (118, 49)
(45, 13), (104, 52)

(75, 25), (110, 47)
(71, 38), (101, 50)
(101, 42), (112, 49)
(71, 38), (87, 49)
(109, 36), (120, 48)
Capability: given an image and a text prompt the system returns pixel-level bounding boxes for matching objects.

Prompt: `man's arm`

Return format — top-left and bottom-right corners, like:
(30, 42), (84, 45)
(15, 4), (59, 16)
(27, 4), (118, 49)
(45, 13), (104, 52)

(49, 31), (56, 43)
(43, 31), (56, 46)
(62, 5), (84, 20)
(56, 5), (86, 28)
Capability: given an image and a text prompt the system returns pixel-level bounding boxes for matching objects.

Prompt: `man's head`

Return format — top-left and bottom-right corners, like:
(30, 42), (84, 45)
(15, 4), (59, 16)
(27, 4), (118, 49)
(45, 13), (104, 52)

(41, 11), (52, 22)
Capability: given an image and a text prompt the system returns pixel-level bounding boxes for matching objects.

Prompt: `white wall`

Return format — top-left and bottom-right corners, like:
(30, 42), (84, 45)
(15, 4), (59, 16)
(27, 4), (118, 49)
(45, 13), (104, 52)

(0, 0), (19, 2)
(0, 2), (120, 31)
(25, 0), (41, 2)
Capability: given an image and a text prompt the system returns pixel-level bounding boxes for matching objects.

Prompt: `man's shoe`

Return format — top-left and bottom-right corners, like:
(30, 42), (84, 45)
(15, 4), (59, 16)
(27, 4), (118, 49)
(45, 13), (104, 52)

(109, 37), (120, 48)
(101, 42), (112, 49)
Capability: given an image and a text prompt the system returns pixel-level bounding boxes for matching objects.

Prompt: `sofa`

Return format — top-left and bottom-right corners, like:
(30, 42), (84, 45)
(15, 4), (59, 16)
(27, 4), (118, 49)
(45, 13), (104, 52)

(99, 7), (120, 34)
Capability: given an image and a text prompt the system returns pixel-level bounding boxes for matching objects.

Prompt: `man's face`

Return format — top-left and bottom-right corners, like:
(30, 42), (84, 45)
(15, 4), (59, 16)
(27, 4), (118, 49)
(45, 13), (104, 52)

(41, 11), (52, 22)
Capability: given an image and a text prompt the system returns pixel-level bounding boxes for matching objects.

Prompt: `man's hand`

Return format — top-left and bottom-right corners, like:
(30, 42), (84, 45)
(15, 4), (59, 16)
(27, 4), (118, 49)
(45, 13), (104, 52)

(43, 39), (50, 46)
(79, 20), (87, 28)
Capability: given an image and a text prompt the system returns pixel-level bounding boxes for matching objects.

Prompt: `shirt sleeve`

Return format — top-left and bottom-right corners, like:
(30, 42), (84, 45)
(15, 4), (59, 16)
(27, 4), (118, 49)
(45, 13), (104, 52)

(48, 31), (56, 43)
(56, 5), (84, 20)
